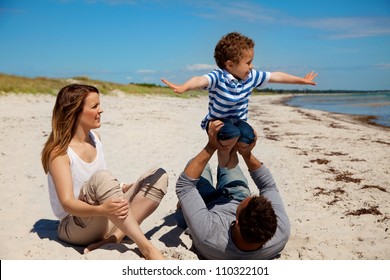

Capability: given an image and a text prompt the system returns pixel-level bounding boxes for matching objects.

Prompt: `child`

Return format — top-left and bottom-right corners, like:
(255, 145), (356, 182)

(162, 32), (318, 168)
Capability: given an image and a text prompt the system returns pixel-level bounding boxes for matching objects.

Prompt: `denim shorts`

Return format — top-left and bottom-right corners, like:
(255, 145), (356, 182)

(207, 119), (255, 144)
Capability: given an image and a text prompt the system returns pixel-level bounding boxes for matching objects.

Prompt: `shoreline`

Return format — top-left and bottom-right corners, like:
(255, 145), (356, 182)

(277, 94), (390, 129)
(0, 93), (389, 260)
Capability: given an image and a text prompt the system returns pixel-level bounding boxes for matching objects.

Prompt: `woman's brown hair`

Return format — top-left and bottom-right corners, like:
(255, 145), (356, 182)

(41, 84), (99, 173)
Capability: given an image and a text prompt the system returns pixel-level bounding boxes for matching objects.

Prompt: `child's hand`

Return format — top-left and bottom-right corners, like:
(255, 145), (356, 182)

(303, 71), (318, 85)
(161, 78), (185, 94)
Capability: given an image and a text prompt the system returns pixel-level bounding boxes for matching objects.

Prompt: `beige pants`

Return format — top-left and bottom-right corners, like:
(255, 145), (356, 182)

(58, 168), (168, 246)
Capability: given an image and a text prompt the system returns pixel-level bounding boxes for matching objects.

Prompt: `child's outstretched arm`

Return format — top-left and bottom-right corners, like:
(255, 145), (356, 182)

(269, 71), (318, 86)
(161, 76), (208, 94)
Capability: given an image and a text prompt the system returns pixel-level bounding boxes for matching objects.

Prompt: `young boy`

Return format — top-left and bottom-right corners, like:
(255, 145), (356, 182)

(162, 32), (318, 168)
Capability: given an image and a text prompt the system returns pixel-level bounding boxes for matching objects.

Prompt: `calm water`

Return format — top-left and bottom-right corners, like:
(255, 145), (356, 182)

(286, 92), (390, 127)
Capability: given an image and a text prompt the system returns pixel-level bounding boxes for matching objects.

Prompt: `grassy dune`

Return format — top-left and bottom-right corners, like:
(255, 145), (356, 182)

(0, 73), (205, 98)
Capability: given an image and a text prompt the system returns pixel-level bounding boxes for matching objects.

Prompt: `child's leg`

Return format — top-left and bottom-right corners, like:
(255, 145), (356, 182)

(218, 137), (239, 167)
(216, 120), (241, 168)
(236, 120), (255, 144)
(225, 147), (239, 169)
(224, 120), (255, 168)
(236, 120), (255, 153)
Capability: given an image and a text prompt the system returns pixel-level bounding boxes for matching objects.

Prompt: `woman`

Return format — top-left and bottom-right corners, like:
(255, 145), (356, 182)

(41, 84), (167, 259)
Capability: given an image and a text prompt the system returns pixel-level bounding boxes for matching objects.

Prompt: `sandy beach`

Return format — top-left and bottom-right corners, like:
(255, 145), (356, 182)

(0, 93), (389, 260)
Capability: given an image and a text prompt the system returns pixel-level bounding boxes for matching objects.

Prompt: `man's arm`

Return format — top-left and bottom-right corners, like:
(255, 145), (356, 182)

(184, 120), (224, 178)
(236, 132), (262, 172)
(175, 120), (225, 240)
(237, 133), (290, 241)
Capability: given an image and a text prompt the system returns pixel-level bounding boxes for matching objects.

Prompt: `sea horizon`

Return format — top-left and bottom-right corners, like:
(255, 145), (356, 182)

(285, 92), (390, 127)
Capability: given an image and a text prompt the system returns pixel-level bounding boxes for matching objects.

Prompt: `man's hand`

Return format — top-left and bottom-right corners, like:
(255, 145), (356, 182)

(206, 120), (225, 152)
(184, 120), (224, 179)
(236, 131), (262, 172)
(236, 130), (257, 158)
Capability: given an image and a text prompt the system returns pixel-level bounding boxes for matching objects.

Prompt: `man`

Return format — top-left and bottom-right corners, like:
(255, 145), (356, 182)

(176, 120), (290, 259)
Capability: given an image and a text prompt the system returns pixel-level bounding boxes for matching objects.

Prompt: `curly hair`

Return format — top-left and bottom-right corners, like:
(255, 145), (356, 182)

(41, 84), (99, 173)
(214, 32), (255, 69)
(238, 195), (277, 244)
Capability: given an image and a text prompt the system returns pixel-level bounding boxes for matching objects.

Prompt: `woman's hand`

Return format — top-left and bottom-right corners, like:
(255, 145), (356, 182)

(101, 198), (129, 220)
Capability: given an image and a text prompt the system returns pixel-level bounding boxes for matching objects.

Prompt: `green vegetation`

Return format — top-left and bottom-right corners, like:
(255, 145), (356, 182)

(1, 73), (387, 97)
(0, 73), (206, 98)
(255, 88), (389, 94)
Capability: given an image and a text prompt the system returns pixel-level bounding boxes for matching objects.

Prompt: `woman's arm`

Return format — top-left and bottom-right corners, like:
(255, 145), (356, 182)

(49, 153), (128, 219)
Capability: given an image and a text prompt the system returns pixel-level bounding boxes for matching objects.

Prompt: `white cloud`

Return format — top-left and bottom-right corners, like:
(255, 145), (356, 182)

(374, 63), (390, 69)
(306, 17), (390, 39)
(83, 0), (137, 5)
(136, 69), (156, 74)
(192, 1), (390, 40)
(186, 63), (215, 71)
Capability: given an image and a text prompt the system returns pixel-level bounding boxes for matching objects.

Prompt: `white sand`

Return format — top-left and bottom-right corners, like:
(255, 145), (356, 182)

(0, 93), (389, 260)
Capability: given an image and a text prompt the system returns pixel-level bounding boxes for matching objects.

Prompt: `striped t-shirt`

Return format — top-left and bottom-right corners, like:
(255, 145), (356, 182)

(201, 68), (270, 129)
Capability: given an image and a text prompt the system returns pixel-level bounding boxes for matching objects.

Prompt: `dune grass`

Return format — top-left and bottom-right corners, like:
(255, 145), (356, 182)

(0, 73), (206, 98)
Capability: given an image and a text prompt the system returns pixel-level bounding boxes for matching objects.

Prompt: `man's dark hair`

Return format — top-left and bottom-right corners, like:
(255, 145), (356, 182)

(238, 196), (277, 244)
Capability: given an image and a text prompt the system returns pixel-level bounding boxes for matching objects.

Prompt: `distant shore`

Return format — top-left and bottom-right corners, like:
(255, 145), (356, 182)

(280, 93), (390, 128)
(0, 93), (389, 260)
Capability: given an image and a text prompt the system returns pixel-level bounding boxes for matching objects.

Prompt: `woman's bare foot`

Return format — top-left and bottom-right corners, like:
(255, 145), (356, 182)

(120, 183), (133, 193)
(84, 235), (119, 254)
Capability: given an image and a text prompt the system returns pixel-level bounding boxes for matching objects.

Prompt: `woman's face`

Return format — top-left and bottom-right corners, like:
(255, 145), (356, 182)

(78, 91), (103, 129)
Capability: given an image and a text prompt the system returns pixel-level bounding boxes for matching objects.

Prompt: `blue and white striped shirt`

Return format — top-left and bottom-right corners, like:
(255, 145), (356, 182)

(201, 68), (271, 129)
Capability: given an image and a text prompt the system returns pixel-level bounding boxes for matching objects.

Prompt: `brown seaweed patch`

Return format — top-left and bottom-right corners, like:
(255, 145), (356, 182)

(262, 121), (276, 125)
(285, 132), (303, 136)
(377, 216), (390, 223)
(361, 185), (387, 193)
(314, 187), (345, 196)
(346, 206), (382, 216)
(310, 158), (330, 165)
(265, 134), (280, 141)
(324, 152), (349, 156)
(350, 158), (366, 162)
(286, 146), (299, 150)
(295, 109), (321, 121)
(327, 197), (342, 205)
(330, 122), (348, 129)
(314, 187), (345, 205)
(334, 171), (362, 183)
(375, 140), (390, 146)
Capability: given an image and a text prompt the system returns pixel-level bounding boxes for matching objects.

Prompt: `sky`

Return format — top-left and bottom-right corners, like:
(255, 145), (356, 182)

(0, 0), (389, 91)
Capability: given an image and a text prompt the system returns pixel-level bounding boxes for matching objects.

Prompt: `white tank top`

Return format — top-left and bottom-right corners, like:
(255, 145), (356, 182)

(48, 131), (107, 220)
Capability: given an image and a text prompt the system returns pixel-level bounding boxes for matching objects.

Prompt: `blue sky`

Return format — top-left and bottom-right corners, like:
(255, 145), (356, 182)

(0, 0), (389, 90)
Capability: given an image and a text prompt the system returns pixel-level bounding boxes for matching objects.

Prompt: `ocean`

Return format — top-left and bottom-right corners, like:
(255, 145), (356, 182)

(285, 92), (390, 127)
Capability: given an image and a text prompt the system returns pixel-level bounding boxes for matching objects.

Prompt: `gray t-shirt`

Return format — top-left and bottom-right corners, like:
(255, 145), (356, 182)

(176, 165), (290, 260)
